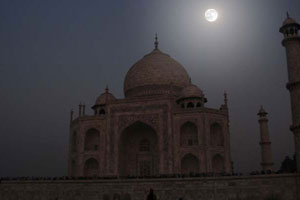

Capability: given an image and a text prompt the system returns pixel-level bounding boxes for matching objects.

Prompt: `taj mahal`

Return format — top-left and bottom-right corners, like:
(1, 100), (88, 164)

(68, 35), (232, 177)
(1, 15), (300, 200)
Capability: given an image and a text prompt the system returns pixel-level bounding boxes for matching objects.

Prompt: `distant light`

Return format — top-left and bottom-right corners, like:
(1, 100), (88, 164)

(205, 9), (218, 22)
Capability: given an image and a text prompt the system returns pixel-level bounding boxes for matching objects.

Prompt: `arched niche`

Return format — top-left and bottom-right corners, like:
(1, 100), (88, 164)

(212, 154), (224, 173)
(71, 160), (77, 176)
(84, 128), (100, 151)
(187, 102), (194, 108)
(210, 123), (224, 146)
(119, 121), (158, 177)
(180, 122), (198, 146)
(181, 153), (199, 174)
(84, 158), (99, 177)
(99, 109), (105, 115)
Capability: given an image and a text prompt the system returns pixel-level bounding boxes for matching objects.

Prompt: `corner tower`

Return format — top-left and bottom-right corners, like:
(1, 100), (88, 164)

(257, 106), (273, 171)
(280, 14), (300, 172)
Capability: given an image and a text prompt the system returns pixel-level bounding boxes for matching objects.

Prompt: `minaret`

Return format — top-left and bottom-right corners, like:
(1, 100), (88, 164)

(223, 91), (228, 109)
(220, 91), (228, 111)
(257, 106), (273, 171)
(70, 109), (73, 124)
(78, 103), (82, 117)
(223, 91), (233, 173)
(154, 33), (158, 49)
(82, 104), (86, 116)
(280, 14), (300, 172)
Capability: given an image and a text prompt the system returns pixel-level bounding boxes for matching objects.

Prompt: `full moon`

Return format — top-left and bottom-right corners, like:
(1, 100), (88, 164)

(205, 9), (218, 22)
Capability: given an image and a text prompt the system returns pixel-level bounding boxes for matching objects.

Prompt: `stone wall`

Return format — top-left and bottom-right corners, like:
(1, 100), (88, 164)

(1, 174), (299, 200)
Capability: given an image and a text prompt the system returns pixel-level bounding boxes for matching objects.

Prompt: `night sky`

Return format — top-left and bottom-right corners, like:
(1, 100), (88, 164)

(0, 0), (299, 177)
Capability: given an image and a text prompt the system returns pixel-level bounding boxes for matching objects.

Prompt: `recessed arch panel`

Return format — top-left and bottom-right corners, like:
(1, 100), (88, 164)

(85, 128), (100, 151)
(212, 154), (224, 173)
(210, 123), (224, 146)
(180, 122), (198, 146)
(84, 158), (99, 177)
(119, 121), (158, 176)
(181, 153), (199, 174)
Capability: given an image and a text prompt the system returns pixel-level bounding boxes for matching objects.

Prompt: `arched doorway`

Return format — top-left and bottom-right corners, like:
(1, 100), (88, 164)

(210, 123), (224, 146)
(71, 160), (77, 176)
(119, 121), (158, 177)
(180, 122), (198, 146)
(84, 158), (99, 177)
(84, 128), (100, 151)
(181, 153), (199, 174)
(212, 154), (224, 173)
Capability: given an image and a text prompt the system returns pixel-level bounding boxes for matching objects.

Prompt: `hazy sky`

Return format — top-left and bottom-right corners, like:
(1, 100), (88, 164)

(0, 0), (299, 177)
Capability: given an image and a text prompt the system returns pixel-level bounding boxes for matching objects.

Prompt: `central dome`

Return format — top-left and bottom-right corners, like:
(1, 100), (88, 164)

(124, 48), (191, 98)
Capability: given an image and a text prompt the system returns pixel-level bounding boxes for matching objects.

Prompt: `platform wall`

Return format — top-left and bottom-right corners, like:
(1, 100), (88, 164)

(1, 174), (299, 200)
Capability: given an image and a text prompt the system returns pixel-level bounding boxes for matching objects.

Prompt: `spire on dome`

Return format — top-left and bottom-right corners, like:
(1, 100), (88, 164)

(224, 91), (228, 106)
(258, 105), (268, 116)
(287, 12), (290, 19)
(105, 85), (109, 93)
(154, 33), (158, 49)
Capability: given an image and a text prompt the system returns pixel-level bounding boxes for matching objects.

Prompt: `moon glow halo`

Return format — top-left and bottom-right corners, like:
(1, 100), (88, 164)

(205, 9), (218, 22)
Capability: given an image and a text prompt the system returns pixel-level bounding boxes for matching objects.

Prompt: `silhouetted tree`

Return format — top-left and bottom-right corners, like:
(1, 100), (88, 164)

(280, 154), (296, 173)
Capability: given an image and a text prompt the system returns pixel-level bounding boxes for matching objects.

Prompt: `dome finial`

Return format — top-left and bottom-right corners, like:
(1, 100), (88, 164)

(287, 12), (290, 19)
(105, 85), (109, 93)
(224, 91), (228, 106)
(258, 105), (268, 116)
(154, 33), (158, 49)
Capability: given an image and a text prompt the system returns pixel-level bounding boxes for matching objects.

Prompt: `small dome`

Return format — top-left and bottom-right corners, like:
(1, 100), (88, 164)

(283, 17), (297, 26)
(95, 91), (116, 106)
(124, 48), (191, 97)
(181, 84), (204, 98)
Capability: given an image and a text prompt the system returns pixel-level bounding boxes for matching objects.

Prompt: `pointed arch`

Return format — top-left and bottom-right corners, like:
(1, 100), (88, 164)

(84, 158), (99, 177)
(99, 109), (105, 115)
(120, 119), (157, 134)
(187, 102), (194, 108)
(119, 121), (158, 176)
(84, 128), (100, 151)
(291, 28), (295, 35)
(212, 154), (224, 173)
(71, 160), (77, 176)
(181, 153), (199, 174)
(210, 123), (224, 146)
(180, 121), (198, 146)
